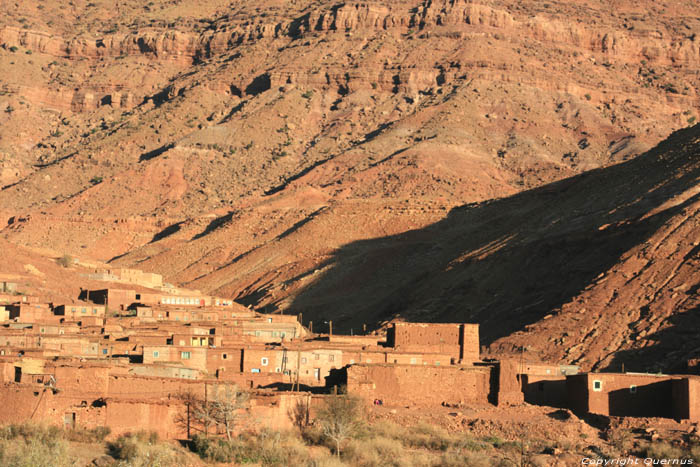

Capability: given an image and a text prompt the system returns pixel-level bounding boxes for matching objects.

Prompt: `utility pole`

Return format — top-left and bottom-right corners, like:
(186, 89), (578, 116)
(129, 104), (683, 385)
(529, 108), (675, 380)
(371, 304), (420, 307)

(295, 338), (301, 392)
(329, 320), (332, 337)
(309, 321), (313, 334)
(204, 382), (208, 437)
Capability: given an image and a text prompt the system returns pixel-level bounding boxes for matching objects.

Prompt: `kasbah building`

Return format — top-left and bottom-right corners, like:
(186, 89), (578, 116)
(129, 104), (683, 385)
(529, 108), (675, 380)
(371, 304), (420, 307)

(0, 267), (699, 439)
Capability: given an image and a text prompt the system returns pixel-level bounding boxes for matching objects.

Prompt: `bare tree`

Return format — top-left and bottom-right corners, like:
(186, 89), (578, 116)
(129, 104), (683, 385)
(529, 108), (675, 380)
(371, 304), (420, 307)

(174, 391), (217, 438)
(176, 386), (248, 440)
(288, 396), (311, 433)
(316, 394), (364, 457)
(210, 385), (250, 441)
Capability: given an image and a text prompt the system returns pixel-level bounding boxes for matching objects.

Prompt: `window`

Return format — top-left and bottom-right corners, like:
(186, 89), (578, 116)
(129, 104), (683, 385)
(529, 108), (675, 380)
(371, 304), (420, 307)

(275, 367), (281, 373)
(92, 309), (98, 314)
(135, 294), (141, 300)
(181, 351), (191, 360)
(366, 358), (372, 363)
(267, 318), (272, 323)
(329, 355), (335, 362)
(435, 361), (440, 366)
(593, 380), (602, 392)
(223, 354), (228, 360)
(349, 359), (355, 364)
(630, 385), (637, 394)
(81, 308), (87, 314)
(102, 349), (108, 355)
(153, 351), (159, 358)
(301, 357), (307, 364)
(315, 354), (320, 360)
(71, 308), (76, 313)
(410, 358), (417, 364)
(261, 357), (269, 366)
(179, 340), (185, 346)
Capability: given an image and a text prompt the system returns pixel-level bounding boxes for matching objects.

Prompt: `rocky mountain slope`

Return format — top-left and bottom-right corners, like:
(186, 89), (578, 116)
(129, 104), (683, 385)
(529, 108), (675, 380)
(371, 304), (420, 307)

(0, 1), (698, 369)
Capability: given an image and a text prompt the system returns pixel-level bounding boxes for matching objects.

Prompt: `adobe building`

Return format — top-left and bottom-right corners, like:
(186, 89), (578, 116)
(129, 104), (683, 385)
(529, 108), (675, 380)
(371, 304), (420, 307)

(55, 303), (107, 319)
(521, 362), (579, 408)
(386, 322), (480, 363)
(566, 372), (700, 421)
(0, 268), (623, 439)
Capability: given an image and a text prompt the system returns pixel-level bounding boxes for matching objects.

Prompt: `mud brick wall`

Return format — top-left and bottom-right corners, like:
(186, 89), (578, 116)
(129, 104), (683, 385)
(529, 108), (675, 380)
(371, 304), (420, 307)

(208, 348), (244, 375)
(106, 400), (183, 439)
(671, 377), (700, 422)
(522, 374), (568, 408)
(496, 359), (525, 406)
(346, 364), (490, 407)
(54, 365), (111, 395)
(567, 373), (675, 418)
(387, 323), (479, 363)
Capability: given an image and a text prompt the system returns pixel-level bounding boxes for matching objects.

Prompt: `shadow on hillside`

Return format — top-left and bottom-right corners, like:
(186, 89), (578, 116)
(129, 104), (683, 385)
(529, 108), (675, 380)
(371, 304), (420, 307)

(277, 125), (700, 347)
(606, 302), (700, 373)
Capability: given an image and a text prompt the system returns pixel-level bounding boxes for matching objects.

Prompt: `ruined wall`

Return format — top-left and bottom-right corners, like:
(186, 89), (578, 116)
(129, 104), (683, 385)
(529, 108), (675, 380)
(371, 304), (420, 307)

(346, 364), (490, 407)
(495, 359), (525, 406)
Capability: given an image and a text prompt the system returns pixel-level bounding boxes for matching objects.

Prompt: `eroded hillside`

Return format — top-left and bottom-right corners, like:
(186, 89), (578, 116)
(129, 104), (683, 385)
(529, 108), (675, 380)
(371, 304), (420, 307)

(0, 0), (699, 369)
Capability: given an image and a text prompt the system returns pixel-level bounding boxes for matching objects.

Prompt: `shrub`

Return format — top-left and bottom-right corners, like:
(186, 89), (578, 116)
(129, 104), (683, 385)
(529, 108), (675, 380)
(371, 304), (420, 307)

(64, 426), (111, 443)
(316, 394), (365, 457)
(343, 436), (403, 465)
(89, 176), (103, 185)
(404, 423), (455, 451)
(641, 441), (683, 461)
(192, 430), (312, 466)
(439, 451), (492, 467)
(191, 435), (235, 463)
(8, 438), (71, 467)
(57, 254), (73, 268)
(483, 435), (505, 448)
(301, 90), (314, 99)
(108, 435), (140, 460)
(8, 46), (18, 53)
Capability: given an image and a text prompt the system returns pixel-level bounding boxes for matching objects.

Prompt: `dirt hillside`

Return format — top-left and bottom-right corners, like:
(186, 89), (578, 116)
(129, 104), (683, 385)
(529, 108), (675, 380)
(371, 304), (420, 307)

(0, 0), (699, 370)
